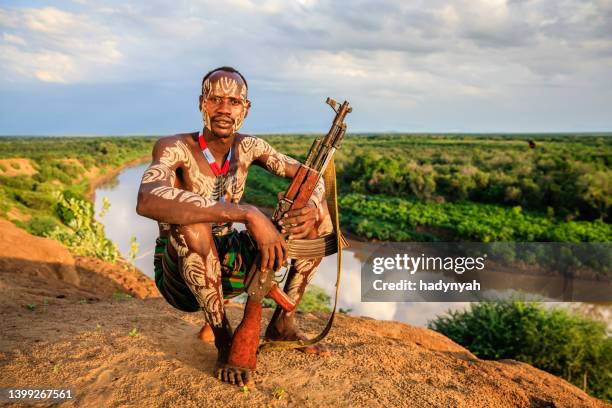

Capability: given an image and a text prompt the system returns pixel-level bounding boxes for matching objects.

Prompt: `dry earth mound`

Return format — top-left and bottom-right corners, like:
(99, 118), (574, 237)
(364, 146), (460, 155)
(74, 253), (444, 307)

(0, 222), (607, 407)
(0, 158), (37, 177)
(0, 219), (158, 300)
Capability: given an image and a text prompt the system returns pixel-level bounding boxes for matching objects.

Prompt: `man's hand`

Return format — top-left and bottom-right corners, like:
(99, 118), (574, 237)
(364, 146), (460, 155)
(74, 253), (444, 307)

(244, 206), (287, 273)
(278, 200), (319, 240)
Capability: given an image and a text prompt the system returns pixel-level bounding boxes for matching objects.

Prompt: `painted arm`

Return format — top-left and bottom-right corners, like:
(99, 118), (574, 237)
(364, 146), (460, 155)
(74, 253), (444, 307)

(252, 138), (325, 210)
(252, 138), (326, 239)
(136, 137), (253, 225)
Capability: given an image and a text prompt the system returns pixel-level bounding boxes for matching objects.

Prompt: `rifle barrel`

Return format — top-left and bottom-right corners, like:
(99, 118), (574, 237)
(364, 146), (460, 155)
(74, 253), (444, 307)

(311, 99), (351, 170)
(304, 138), (321, 167)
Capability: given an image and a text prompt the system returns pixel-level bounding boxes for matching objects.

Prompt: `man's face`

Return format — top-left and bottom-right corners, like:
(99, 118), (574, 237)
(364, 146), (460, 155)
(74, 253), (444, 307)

(199, 71), (250, 138)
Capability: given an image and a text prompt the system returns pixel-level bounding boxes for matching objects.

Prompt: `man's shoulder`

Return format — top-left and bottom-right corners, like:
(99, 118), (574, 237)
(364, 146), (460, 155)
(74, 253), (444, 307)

(150, 133), (199, 163)
(235, 133), (272, 149)
(235, 132), (259, 143)
(234, 133), (272, 159)
(153, 132), (198, 151)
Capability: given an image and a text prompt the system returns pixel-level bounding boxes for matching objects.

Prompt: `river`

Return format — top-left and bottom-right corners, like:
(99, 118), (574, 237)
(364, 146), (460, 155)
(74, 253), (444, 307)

(94, 163), (610, 327)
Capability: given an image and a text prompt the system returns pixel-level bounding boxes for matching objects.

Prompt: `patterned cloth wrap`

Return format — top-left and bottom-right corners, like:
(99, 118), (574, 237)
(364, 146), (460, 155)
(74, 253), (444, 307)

(154, 230), (258, 312)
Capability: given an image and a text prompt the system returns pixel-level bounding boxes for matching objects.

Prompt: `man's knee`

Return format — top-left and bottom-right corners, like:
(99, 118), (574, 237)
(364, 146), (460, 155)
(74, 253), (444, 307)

(171, 222), (214, 254)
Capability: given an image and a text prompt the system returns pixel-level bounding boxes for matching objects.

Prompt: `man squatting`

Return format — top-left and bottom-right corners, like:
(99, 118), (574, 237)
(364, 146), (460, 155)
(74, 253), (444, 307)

(136, 67), (333, 387)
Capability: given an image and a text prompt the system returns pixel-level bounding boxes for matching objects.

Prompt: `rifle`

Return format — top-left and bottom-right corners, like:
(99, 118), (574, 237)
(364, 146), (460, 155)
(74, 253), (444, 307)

(243, 97), (352, 310)
(273, 97), (352, 222)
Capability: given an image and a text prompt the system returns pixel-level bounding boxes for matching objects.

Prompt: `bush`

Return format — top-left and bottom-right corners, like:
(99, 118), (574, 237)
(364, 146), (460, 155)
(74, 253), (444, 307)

(56, 188), (87, 224)
(0, 175), (36, 190)
(46, 193), (120, 262)
(428, 300), (612, 401)
(14, 190), (57, 211)
(298, 285), (331, 313)
(25, 215), (60, 236)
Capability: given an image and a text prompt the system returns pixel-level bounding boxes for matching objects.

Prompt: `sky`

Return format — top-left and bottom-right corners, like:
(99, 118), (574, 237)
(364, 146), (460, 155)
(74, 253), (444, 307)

(1, 0), (611, 135)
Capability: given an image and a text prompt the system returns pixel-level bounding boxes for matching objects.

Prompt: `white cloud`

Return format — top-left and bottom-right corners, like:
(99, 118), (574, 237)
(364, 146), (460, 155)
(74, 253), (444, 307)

(0, 6), (122, 83)
(2, 33), (25, 45)
(0, 0), (610, 131)
(2, 1), (610, 90)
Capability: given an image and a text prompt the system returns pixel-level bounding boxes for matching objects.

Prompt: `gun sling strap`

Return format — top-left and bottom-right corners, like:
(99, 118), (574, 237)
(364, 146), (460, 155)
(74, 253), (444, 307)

(259, 159), (347, 351)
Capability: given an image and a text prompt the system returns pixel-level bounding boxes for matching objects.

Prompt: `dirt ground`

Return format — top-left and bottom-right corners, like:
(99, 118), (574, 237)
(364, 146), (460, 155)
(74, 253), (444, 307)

(0, 158), (37, 177)
(0, 220), (608, 407)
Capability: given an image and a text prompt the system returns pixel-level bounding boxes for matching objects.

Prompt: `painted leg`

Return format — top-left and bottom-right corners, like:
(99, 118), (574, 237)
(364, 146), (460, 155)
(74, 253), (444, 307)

(264, 256), (330, 356)
(217, 297), (261, 386)
(171, 223), (248, 385)
(197, 300), (230, 343)
(265, 201), (334, 356)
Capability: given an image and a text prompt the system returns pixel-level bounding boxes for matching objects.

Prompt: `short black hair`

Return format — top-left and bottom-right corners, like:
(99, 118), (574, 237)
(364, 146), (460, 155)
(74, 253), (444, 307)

(201, 66), (248, 95)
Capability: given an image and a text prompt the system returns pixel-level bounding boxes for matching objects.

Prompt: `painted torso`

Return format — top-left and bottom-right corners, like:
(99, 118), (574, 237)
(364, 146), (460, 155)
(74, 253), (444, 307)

(156, 132), (297, 235)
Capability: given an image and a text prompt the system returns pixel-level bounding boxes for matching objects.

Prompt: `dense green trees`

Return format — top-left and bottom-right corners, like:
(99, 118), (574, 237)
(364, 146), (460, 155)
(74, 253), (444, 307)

(339, 193), (611, 242)
(337, 137), (611, 222)
(246, 134), (612, 242)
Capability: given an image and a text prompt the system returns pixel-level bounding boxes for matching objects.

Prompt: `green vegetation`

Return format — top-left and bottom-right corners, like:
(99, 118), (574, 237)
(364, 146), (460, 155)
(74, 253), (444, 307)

(46, 193), (120, 262)
(297, 285), (332, 313)
(1, 134), (610, 266)
(128, 236), (140, 263)
(272, 387), (287, 400)
(339, 193), (611, 242)
(113, 291), (133, 301)
(339, 134), (610, 222)
(0, 136), (154, 165)
(0, 136), (155, 231)
(0, 136), (156, 260)
(245, 133), (612, 242)
(245, 165), (289, 208)
(429, 300), (612, 401)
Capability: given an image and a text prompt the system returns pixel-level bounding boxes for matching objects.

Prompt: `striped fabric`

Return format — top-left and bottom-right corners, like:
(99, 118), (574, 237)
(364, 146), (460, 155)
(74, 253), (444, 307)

(153, 230), (258, 313)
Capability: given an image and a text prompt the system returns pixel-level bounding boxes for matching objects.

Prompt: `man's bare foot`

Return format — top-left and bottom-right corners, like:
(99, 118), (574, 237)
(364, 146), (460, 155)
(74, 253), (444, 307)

(213, 333), (254, 387)
(213, 298), (261, 387)
(197, 323), (215, 343)
(215, 362), (254, 387)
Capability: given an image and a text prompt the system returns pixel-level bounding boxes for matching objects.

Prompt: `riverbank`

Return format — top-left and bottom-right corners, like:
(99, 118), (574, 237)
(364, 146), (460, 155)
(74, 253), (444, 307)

(0, 136), (157, 237)
(86, 155), (150, 201)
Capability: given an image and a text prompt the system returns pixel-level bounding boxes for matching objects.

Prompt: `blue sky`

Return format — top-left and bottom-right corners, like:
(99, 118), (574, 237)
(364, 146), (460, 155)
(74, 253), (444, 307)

(1, 0), (611, 135)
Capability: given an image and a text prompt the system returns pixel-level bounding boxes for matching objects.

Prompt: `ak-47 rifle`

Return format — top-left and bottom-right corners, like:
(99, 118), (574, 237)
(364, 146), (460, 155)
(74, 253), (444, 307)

(243, 97), (352, 311)
(273, 97), (352, 223)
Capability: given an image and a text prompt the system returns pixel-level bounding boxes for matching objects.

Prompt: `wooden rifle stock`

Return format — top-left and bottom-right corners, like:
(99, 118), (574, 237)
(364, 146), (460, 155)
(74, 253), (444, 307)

(244, 258), (296, 313)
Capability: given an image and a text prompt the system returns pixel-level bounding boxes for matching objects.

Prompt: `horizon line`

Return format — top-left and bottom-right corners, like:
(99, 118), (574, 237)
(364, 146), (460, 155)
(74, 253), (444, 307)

(1, 130), (612, 138)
